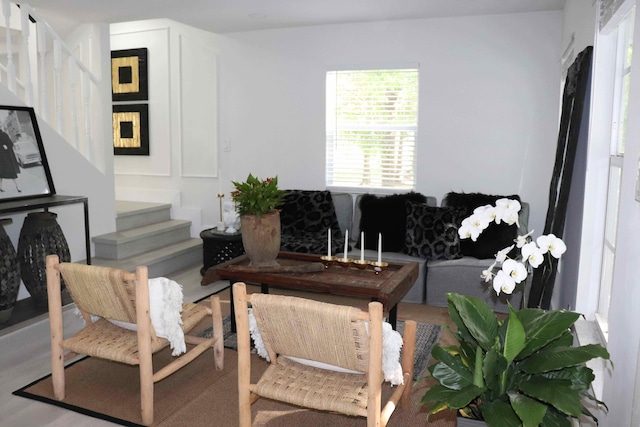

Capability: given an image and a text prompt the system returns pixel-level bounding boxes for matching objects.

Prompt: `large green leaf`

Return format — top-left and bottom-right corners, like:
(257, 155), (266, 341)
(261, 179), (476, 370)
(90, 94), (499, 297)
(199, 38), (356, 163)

(541, 365), (595, 393)
(517, 310), (581, 359)
(519, 377), (583, 417)
(481, 399), (521, 427)
(503, 305), (526, 364)
(447, 297), (477, 346)
(508, 392), (547, 427)
(422, 383), (484, 410)
(448, 293), (499, 351)
(541, 407), (572, 427)
(483, 348), (507, 392)
(429, 347), (474, 390)
(520, 345), (610, 374)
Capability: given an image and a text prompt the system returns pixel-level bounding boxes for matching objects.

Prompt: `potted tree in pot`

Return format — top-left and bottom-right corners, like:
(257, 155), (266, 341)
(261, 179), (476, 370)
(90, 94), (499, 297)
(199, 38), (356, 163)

(422, 199), (611, 427)
(231, 174), (285, 267)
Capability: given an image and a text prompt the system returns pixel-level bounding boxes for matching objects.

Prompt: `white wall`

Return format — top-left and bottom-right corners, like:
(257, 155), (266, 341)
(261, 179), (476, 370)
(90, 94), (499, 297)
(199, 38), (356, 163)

(214, 12), (562, 237)
(111, 19), (220, 235)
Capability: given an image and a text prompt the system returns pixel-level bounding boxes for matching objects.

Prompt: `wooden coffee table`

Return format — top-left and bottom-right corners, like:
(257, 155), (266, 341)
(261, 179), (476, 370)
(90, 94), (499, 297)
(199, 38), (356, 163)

(204, 251), (419, 331)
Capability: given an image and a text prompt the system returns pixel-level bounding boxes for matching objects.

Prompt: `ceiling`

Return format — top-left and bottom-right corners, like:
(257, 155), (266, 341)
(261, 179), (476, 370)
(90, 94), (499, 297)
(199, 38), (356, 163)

(22, 0), (566, 37)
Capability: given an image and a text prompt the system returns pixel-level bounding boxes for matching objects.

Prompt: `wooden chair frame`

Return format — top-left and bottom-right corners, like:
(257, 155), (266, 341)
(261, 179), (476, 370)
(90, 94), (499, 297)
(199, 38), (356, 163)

(46, 254), (224, 426)
(233, 282), (416, 427)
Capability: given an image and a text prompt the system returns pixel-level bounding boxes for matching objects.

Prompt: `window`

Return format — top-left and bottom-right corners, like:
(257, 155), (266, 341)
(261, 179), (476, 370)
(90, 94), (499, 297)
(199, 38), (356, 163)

(325, 68), (419, 191)
(596, 7), (634, 341)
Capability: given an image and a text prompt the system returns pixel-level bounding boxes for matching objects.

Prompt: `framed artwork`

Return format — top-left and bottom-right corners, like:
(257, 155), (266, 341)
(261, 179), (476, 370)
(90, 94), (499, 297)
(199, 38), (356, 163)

(113, 104), (149, 156)
(0, 105), (56, 203)
(111, 48), (148, 101)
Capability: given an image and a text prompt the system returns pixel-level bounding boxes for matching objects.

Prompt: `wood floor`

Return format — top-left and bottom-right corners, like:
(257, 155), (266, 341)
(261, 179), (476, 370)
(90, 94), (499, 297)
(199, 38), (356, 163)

(0, 263), (451, 427)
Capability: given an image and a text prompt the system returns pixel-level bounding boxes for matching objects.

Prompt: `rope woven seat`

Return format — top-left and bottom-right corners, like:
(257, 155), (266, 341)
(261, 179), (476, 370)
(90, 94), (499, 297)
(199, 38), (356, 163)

(46, 255), (224, 426)
(233, 282), (417, 427)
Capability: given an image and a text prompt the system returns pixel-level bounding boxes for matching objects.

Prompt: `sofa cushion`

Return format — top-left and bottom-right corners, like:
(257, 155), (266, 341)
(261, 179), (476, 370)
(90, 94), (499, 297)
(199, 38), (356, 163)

(279, 190), (345, 254)
(443, 192), (521, 259)
(403, 202), (464, 260)
(358, 192), (427, 252)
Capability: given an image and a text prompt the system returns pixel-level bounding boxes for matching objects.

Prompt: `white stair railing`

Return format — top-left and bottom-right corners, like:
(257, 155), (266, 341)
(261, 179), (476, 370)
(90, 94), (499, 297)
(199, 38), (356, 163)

(0, 1), (105, 173)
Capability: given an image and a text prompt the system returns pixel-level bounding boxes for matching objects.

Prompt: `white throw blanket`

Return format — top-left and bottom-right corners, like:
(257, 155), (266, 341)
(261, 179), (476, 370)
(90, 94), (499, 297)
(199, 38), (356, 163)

(248, 309), (405, 385)
(80, 277), (187, 356)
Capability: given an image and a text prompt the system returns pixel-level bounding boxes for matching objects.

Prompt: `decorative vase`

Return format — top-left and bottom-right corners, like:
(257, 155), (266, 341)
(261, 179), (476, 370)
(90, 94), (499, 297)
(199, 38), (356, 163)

(0, 223), (20, 323)
(17, 212), (71, 308)
(240, 210), (281, 267)
(457, 415), (487, 427)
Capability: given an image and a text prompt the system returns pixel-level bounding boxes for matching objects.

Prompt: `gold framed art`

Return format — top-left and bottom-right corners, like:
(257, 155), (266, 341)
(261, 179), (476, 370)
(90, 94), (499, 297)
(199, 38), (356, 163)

(113, 104), (149, 155)
(111, 48), (148, 101)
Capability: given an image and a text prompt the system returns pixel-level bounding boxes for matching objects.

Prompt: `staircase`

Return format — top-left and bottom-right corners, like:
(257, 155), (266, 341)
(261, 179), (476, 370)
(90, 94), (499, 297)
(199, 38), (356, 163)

(91, 201), (203, 277)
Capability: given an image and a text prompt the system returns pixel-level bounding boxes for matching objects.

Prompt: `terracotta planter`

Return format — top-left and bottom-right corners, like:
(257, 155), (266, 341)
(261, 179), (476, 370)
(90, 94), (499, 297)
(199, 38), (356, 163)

(17, 212), (70, 308)
(0, 223), (20, 323)
(240, 210), (281, 267)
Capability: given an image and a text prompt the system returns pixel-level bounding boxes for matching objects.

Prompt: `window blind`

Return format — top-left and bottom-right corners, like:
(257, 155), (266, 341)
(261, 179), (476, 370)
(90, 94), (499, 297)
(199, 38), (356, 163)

(600, 0), (634, 30)
(326, 68), (419, 190)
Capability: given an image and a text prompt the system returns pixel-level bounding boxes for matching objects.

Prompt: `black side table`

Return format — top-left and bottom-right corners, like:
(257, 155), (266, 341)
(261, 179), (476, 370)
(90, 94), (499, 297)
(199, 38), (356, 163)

(200, 228), (244, 275)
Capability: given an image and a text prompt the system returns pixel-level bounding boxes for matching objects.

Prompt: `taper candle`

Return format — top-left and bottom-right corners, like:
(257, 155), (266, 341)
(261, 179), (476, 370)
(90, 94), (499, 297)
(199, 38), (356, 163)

(361, 231), (365, 261)
(327, 228), (331, 257)
(343, 230), (349, 260)
(378, 233), (382, 264)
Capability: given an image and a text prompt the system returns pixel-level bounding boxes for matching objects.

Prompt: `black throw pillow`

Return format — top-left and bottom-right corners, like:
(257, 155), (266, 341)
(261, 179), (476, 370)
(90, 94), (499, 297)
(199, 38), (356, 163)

(403, 202), (464, 260)
(279, 190), (342, 236)
(443, 192), (521, 259)
(358, 192), (427, 252)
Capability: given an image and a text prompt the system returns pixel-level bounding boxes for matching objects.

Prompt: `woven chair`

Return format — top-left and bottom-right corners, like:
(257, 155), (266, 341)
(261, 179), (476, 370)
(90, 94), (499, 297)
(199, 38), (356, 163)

(45, 254), (224, 426)
(233, 282), (417, 427)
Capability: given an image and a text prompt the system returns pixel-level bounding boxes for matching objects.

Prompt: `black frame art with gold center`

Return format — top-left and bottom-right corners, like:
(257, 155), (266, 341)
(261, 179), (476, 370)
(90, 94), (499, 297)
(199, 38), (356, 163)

(111, 48), (148, 101)
(112, 104), (149, 156)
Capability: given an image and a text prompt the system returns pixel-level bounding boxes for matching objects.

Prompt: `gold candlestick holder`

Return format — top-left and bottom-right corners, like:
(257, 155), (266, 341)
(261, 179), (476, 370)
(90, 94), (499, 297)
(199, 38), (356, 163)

(352, 259), (370, 270)
(320, 255), (336, 268)
(370, 261), (388, 275)
(217, 193), (225, 230)
(336, 257), (353, 268)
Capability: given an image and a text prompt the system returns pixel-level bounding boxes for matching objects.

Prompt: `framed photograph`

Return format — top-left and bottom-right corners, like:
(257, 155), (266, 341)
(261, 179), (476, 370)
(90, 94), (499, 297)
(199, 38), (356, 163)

(111, 48), (148, 101)
(113, 104), (149, 156)
(0, 105), (56, 203)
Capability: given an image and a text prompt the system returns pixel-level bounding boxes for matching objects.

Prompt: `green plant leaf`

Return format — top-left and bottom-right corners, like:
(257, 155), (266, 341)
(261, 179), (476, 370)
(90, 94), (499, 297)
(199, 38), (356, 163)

(503, 304), (526, 365)
(448, 293), (499, 351)
(422, 383), (484, 411)
(429, 346), (474, 389)
(541, 407), (572, 427)
(516, 309), (581, 359)
(519, 344), (610, 374)
(481, 399), (521, 427)
(508, 391), (547, 427)
(519, 377), (583, 417)
(483, 348), (507, 393)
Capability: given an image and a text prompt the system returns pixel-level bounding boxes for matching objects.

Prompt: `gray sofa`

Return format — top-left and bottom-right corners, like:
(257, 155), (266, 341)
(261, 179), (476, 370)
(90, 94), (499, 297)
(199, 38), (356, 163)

(330, 192), (528, 313)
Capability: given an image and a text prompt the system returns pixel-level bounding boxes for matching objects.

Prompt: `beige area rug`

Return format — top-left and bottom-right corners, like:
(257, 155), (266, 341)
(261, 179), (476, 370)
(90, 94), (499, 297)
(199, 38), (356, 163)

(14, 342), (455, 426)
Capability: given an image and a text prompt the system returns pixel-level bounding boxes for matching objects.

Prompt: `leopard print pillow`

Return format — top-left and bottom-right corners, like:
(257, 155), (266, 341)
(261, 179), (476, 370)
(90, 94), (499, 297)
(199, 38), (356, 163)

(403, 202), (463, 260)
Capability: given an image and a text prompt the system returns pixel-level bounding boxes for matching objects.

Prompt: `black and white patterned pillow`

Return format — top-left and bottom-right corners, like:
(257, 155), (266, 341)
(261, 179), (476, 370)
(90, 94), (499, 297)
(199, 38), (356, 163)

(403, 202), (463, 260)
(279, 190), (344, 254)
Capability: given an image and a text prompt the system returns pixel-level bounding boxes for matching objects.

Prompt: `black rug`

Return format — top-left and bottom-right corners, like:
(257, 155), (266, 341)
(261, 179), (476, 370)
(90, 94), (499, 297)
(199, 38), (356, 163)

(199, 316), (441, 381)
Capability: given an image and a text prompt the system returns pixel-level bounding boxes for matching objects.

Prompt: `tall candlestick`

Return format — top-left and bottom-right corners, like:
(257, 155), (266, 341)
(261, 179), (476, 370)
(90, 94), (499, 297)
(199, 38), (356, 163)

(378, 233), (382, 264)
(361, 231), (365, 262)
(343, 230), (349, 260)
(218, 168), (223, 194)
(327, 228), (331, 257)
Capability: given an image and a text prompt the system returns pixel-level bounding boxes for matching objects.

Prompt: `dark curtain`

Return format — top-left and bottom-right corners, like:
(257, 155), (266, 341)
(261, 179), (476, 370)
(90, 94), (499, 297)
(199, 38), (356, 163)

(527, 46), (593, 309)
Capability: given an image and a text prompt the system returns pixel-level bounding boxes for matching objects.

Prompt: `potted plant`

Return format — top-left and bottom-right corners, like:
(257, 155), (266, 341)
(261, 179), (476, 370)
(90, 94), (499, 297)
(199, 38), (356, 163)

(422, 199), (611, 426)
(231, 174), (285, 266)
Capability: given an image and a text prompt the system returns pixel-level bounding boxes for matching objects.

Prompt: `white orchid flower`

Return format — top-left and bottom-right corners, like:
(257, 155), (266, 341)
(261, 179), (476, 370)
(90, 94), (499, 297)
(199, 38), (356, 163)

(495, 244), (515, 263)
(494, 198), (521, 226)
(473, 205), (496, 222)
(516, 230), (534, 248)
(502, 259), (528, 284)
(521, 241), (544, 268)
(493, 270), (516, 295)
(481, 261), (497, 283)
(536, 234), (567, 258)
(458, 215), (489, 241)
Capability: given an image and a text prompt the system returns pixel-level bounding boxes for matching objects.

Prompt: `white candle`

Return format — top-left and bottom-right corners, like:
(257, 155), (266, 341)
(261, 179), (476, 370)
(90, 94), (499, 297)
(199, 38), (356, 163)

(361, 231), (365, 262)
(344, 230), (349, 260)
(327, 228), (331, 257)
(378, 233), (382, 264)
(218, 168), (223, 194)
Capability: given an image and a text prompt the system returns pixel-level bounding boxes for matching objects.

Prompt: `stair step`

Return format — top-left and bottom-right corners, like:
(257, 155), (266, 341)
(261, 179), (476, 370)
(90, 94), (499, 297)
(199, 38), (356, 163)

(90, 238), (203, 278)
(116, 201), (172, 231)
(92, 219), (192, 260)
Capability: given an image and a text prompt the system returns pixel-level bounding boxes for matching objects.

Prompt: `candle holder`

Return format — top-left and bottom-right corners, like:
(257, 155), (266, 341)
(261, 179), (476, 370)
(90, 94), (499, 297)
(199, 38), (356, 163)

(217, 193), (225, 231)
(370, 261), (388, 275)
(352, 259), (370, 270)
(320, 255), (336, 268)
(336, 257), (353, 268)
